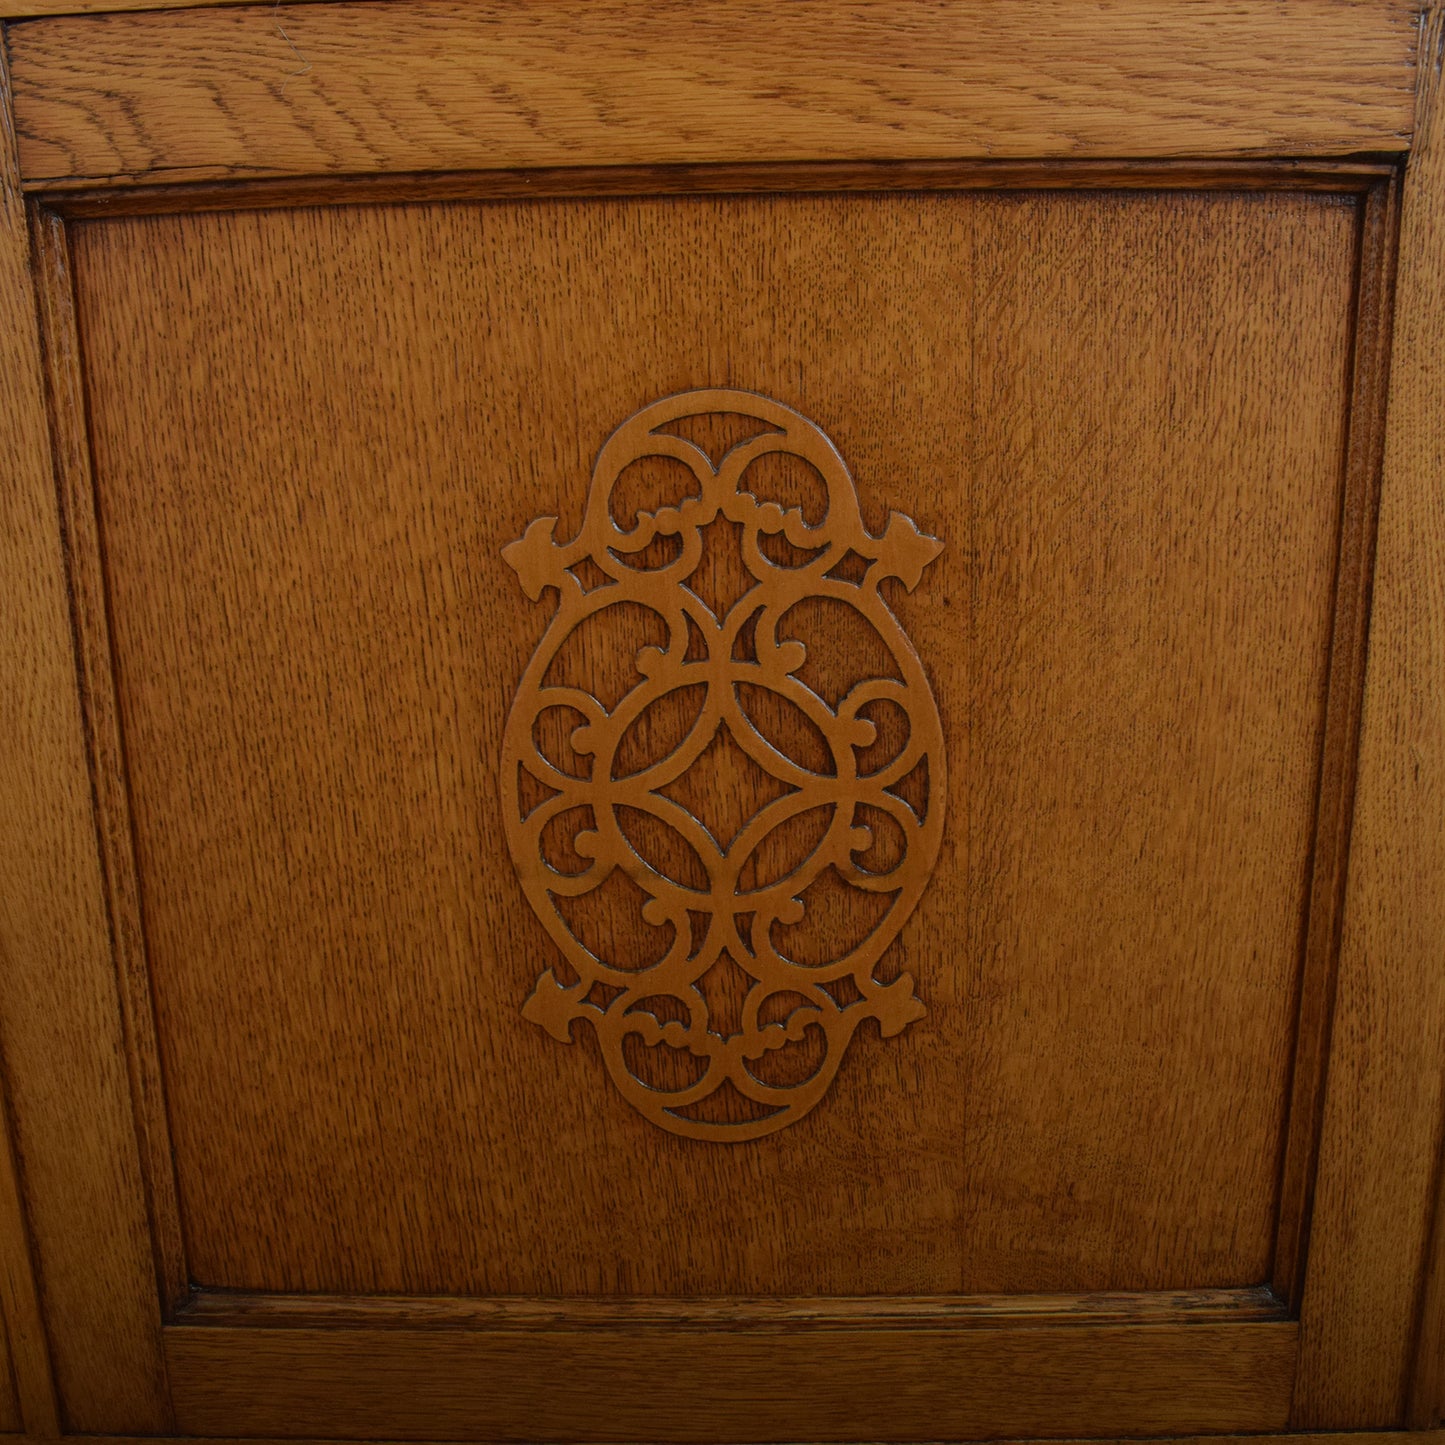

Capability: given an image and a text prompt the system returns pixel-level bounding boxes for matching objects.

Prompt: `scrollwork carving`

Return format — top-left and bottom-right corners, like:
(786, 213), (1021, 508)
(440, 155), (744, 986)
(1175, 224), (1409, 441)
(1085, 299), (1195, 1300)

(501, 389), (945, 1140)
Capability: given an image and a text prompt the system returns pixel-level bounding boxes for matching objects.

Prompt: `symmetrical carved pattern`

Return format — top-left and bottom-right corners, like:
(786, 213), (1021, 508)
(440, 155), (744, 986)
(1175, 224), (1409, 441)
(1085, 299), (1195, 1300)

(501, 390), (945, 1140)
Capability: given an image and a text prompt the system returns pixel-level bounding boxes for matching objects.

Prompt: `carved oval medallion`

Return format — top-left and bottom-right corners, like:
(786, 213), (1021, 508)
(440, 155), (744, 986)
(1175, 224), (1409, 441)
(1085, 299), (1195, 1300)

(501, 390), (945, 1140)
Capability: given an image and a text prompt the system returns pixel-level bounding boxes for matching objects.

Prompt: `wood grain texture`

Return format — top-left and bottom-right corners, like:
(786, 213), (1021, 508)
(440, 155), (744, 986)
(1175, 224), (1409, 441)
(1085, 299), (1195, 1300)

(0, 42), (168, 1438)
(2, 0), (264, 11)
(68, 186), (1358, 1299)
(960, 188), (1355, 1296)
(1411, 32), (1445, 1439)
(1419, 1142), (1445, 1429)
(7, 0), (1421, 187)
(163, 1321), (1298, 1441)
(0, 1079), (55, 1436)
(178, 1283), (1285, 1331)
(0, 1319), (20, 1433)
(30, 209), (187, 1314)
(1272, 175), (1400, 1309)
(1294, 4), (1445, 1428)
(37, 158), (1398, 218)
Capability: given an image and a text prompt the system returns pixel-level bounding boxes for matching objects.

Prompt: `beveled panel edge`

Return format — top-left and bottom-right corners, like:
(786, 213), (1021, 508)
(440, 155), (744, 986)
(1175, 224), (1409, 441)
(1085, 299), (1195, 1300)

(1294, 1), (1445, 1426)
(28, 157), (1400, 216)
(176, 1284), (1287, 1333)
(5, 0), (1421, 188)
(0, 1092), (54, 1437)
(27, 206), (188, 1318)
(1271, 173), (1403, 1309)
(0, 41), (169, 1437)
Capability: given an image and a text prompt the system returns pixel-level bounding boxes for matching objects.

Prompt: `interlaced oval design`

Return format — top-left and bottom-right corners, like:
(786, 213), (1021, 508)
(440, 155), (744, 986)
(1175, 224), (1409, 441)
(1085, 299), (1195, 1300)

(501, 389), (945, 1140)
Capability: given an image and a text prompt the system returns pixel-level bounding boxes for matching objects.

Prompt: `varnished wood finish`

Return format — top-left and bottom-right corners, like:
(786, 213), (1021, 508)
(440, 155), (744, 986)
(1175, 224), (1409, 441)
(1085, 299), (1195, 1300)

(29, 210), (187, 1315)
(1418, 1146), (1445, 1428)
(64, 187), (1359, 1305)
(35, 159), (1399, 218)
(7, 0), (1420, 188)
(0, 1321), (20, 1433)
(177, 1283), (1285, 1330)
(1272, 175), (1401, 1309)
(3, 4), (1442, 1437)
(0, 39), (167, 1437)
(1411, 39), (1445, 1435)
(162, 1321), (1298, 1441)
(1293, 6), (1445, 1429)
(0, 1083), (55, 1437)
(1, 0), (265, 11)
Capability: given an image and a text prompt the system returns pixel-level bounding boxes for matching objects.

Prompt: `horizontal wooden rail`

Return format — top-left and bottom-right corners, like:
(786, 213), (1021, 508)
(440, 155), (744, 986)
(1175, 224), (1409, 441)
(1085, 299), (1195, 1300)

(7, 0), (1422, 188)
(165, 1320), (1298, 1440)
(31, 157), (1400, 218)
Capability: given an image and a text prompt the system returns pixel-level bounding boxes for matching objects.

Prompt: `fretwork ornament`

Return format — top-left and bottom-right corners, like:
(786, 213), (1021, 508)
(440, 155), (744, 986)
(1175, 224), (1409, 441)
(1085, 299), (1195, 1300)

(501, 389), (945, 1141)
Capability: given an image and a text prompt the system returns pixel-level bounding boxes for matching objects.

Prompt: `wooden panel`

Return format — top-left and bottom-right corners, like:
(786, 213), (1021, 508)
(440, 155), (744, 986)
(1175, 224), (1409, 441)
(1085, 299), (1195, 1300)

(163, 1321), (1298, 1441)
(961, 189), (1354, 1294)
(67, 185), (1357, 1298)
(0, 1073), (57, 1437)
(1295, 5), (1445, 1428)
(8, 0), (1420, 187)
(0, 1318), (19, 1433)
(0, 40), (168, 1438)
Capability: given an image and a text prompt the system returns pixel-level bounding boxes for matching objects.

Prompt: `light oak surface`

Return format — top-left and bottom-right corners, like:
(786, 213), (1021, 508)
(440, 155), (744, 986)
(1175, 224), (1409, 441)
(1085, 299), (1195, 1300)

(7, 0), (1421, 186)
(1405, 16), (1445, 1433)
(2, 0), (1444, 1438)
(37, 159), (1399, 223)
(30, 207), (189, 1318)
(68, 188), (1356, 1300)
(0, 40), (167, 1438)
(1295, 2), (1445, 1427)
(1271, 170), (1402, 1308)
(1, 0), (262, 9)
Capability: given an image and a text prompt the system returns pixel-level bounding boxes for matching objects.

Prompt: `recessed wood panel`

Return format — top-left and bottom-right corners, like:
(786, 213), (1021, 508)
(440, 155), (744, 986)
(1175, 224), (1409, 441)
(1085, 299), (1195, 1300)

(69, 186), (1357, 1297)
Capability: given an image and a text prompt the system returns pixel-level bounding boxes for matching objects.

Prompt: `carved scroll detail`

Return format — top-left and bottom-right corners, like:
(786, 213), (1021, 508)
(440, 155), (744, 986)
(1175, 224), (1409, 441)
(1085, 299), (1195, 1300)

(501, 390), (945, 1141)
